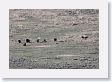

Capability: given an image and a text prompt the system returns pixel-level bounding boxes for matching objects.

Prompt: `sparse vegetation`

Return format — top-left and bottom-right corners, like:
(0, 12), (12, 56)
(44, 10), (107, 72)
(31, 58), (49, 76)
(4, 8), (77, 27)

(9, 9), (99, 69)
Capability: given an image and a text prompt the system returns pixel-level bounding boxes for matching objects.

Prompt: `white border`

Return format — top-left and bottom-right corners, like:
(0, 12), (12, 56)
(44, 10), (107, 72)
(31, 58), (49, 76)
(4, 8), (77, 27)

(0, 0), (108, 78)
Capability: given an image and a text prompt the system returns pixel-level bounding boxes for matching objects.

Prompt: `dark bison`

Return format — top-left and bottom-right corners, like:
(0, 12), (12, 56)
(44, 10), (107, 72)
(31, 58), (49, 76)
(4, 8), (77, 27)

(81, 35), (88, 40)
(26, 39), (31, 43)
(18, 40), (21, 43)
(37, 39), (39, 42)
(42, 39), (47, 42)
(54, 38), (57, 42)
(23, 43), (26, 46)
(37, 37), (40, 43)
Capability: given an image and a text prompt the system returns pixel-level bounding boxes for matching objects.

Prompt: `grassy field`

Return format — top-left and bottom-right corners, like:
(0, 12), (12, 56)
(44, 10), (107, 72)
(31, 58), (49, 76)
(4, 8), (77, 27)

(9, 9), (99, 69)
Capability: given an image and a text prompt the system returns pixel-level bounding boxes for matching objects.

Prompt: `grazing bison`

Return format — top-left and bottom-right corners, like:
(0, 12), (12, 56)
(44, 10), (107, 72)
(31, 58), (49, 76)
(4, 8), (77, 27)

(81, 35), (88, 40)
(37, 39), (39, 43)
(18, 40), (21, 43)
(37, 37), (40, 43)
(23, 43), (26, 46)
(54, 38), (57, 42)
(26, 39), (31, 43)
(42, 39), (47, 43)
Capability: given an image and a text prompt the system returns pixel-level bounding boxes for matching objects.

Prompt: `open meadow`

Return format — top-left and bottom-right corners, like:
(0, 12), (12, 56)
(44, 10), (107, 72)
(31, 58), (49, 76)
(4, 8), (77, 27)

(9, 9), (99, 69)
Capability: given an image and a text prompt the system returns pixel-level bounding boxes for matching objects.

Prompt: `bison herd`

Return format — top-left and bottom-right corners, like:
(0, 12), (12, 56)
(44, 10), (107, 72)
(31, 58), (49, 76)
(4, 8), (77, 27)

(17, 35), (88, 46)
(17, 38), (58, 46)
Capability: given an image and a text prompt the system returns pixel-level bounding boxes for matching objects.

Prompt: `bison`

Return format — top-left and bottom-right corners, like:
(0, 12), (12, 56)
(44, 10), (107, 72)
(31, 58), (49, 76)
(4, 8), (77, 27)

(81, 35), (88, 40)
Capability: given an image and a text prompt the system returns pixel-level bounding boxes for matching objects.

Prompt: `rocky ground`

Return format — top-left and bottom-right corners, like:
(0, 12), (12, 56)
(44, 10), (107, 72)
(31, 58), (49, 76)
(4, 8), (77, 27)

(9, 9), (99, 69)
